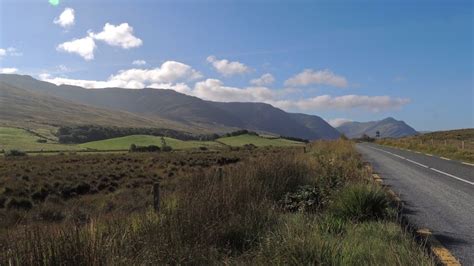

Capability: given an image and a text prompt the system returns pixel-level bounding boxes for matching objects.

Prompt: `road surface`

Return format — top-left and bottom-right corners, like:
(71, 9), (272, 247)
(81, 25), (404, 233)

(356, 143), (474, 265)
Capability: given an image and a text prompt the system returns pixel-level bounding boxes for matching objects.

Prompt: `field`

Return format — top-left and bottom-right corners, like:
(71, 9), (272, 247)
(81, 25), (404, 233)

(80, 135), (223, 150)
(0, 127), (78, 152)
(0, 126), (305, 153)
(0, 140), (433, 265)
(217, 134), (304, 147)
(377, 128), (474, 163)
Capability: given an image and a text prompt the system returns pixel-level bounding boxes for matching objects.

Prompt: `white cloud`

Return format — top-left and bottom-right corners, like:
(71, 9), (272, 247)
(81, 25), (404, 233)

(274, 95), (410, 112)
(250, 73), (275, 86)
(328, 118), (352, 127)
(194, 79), (274, 102)
(90, 23), (142, 49)
(148, 82), (193, 95)
(57, 36), (96, 60)
(40, 60), (201, 89)
(0, 47), (22, 58)
(38, 60), (409, 113)
(132, 60), (147, 66)
(54, 8), (75, 28)
(0, 68), (18, 74)
(206, 56), (250, 76)
(109, 61), (202, 84)
(285, 69), (348, 88)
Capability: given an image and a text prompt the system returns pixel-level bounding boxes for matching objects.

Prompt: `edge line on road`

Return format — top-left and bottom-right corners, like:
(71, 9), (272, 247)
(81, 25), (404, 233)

(366, 164), (461, 266)
(367, 145), (474, 186)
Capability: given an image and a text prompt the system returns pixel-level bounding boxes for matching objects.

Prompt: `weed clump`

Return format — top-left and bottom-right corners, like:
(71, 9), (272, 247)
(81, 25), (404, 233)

(6, 198), (33, 210)
(330, 184), (390, 222)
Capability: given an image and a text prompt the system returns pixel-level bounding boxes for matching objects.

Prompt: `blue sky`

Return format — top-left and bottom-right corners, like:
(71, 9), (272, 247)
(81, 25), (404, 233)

(0, 0), (472, 130)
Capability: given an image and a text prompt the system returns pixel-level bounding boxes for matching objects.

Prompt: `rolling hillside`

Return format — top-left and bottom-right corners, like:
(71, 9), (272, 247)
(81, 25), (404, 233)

(337, 117), (418, 138)
(0, 74), (339, 140)
(0, 81), (192, 132)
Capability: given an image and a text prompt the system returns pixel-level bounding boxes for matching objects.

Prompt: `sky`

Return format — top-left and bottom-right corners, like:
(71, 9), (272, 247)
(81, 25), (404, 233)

(0, 0), (472, 131)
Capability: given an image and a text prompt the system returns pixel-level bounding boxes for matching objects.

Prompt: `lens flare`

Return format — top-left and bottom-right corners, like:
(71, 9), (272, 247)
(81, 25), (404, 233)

(49, 0), (59, 6)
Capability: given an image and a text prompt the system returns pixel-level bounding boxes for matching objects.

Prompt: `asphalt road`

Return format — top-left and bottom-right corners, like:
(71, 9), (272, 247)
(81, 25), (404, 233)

(356, 143), (474, 265)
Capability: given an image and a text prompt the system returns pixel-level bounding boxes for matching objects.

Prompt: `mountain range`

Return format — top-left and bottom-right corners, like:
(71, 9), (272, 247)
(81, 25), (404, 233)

(336, 117), (418, 138)
(0, 74), (418, 140)
(0, 74), (340, 139)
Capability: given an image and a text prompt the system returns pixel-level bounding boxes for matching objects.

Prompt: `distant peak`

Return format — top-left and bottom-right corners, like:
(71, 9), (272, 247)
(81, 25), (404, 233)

(382, 117), (397, 122)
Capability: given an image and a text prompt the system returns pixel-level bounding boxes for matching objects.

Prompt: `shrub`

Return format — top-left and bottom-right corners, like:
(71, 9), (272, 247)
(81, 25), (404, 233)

(0, 197), (6, 208)
(129, 144), (161, 152)
(161, 145), (172, 152)
(330, 184), (390, 222)
(37, 208), (65, 222)
(280, 185), (325, 213)
(243, 144), (257, 150)
(5, 149), (27, 157)
(6, 198), (33, 210)
(36, 139), (47, 143)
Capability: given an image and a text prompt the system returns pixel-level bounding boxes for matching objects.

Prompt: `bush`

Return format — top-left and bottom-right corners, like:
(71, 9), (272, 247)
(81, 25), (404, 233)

(243, 144), (257, 150)
(36, 139), (47, 143)
(4, 149), (27, 157)
(280, 185), (325, 213)
(6, 198), (33, 210)
(330, 184), (390, 222)
(129, 144), (161, 153)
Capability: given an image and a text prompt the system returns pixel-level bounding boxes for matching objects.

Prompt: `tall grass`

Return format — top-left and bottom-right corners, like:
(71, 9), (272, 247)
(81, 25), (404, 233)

(0, 140), (434, 265)
(378, 136), (474, 163)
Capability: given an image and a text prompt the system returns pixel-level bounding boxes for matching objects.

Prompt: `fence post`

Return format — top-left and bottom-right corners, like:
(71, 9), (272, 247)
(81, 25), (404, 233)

(303, 146), (307, 153)
(431, 138), (434, 145)
(153, 183), (160, 213)
(462, 141), (465, 150)
(444, 140), (447, 146)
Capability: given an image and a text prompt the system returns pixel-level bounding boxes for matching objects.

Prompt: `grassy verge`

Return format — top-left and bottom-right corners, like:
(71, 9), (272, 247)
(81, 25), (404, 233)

(377, 138), (474, 163)
(0, 141), (433, 265)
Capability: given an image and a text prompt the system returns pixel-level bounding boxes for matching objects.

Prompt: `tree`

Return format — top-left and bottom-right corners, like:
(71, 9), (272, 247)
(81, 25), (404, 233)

(161, 137), (172, 152)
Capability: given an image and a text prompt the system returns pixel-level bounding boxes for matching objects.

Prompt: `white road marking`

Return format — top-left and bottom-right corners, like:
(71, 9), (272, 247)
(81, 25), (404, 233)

(462, 162), (474, 167)
(430, 168), (474, 186)
(440, 157), (451, 161)
(366, 145), (474, 186)
(406, 158), (429, 168)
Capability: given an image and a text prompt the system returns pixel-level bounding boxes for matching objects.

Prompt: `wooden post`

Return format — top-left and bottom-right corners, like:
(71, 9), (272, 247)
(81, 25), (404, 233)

(462, 141), (465, 150)
(444, 140), (447, 146)
(218, 167), (223, 180)
(303, 147), (307, 153)
(153, 183), (160, 213)
(431, 138), (434, 145)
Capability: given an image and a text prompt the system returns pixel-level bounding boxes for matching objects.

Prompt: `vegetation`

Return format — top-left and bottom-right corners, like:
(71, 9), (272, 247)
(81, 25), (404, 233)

(378, 128), (474, 163)
(0, 141), (433, 264)
(56, 125), (219, 144)
(4, 149), (27, 157)
(280, 135), (310, 143)
(80, 135), (222, 151)
(223, 129), (259, 137)
(129, 144), (161, 152)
